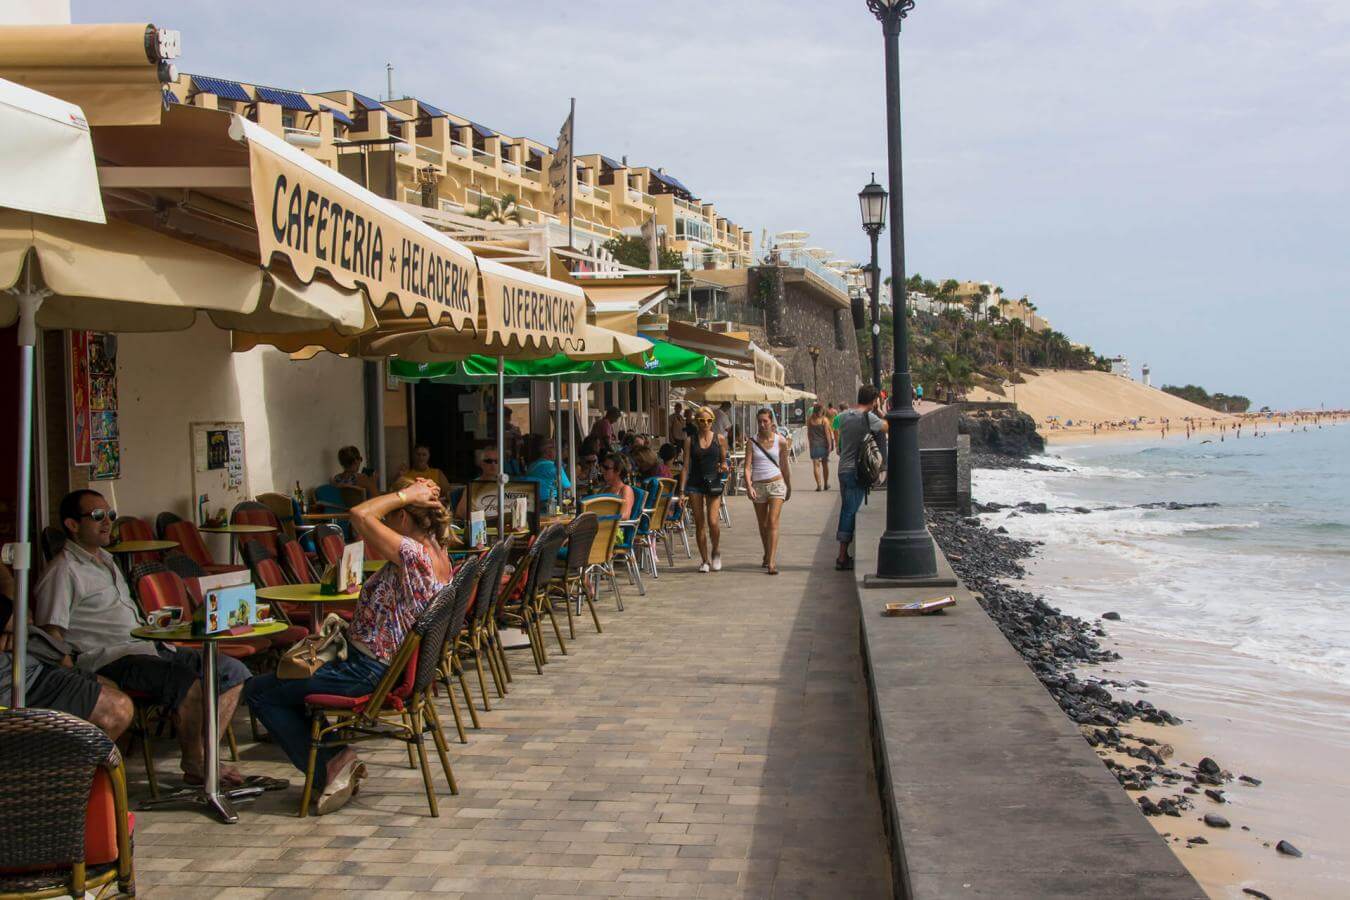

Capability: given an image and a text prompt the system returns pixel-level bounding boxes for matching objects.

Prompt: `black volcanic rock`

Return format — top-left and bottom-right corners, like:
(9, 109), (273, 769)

(1276, 840), (1302, 858)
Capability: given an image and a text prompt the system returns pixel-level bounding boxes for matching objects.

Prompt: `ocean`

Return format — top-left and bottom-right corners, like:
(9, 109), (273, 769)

(973, 421), (1350, 736)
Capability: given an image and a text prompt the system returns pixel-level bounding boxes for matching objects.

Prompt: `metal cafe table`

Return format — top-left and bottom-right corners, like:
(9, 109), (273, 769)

(129, 620), (288, 823)
(254, 584), (360, 634)
(198, 523), (276, 564)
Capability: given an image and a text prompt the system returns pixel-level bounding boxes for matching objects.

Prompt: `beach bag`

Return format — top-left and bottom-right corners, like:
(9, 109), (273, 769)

(856, 430), (885, 490)
(276, 613), (350, 680)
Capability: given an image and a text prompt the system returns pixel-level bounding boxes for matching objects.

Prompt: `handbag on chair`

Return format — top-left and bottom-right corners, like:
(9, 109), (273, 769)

(276, 613), (350, 679)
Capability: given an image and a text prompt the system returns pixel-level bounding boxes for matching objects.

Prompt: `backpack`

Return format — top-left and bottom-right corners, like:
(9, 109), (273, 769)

(856, 428), (885, 490)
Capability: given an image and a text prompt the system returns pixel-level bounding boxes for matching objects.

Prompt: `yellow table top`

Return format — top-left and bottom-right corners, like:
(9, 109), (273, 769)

(255, 583), (361, 603)
(363, 560), (386, 573)
(131, 621), (288, 642)
(199, 524), (277, 534)
(106, 540), (178, 553)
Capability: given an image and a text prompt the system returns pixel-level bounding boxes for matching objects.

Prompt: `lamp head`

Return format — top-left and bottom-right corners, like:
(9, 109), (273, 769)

(866, 0), (915, 22)
(858, 173), (888, 233)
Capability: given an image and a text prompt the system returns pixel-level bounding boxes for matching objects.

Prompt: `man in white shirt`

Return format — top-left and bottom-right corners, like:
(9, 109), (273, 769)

(35, 489), (255, 787)
(715, 402), (733, 442)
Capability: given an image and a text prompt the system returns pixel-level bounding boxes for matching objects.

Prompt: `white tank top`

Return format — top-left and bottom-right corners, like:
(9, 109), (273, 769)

(749, 435), (784, 481)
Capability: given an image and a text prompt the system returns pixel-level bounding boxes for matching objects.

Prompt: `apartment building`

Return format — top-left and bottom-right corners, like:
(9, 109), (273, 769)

(164, 73), (754, 267)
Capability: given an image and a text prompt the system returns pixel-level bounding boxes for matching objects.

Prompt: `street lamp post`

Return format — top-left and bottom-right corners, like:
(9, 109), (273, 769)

(858, 175), (886, 392)
(807, 345), (822, 396)
(864, 0), (947, 585)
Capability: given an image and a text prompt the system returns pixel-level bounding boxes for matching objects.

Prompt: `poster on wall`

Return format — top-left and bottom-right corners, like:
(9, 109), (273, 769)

(69, 331), (119, 477)
(191, 421), (248, 523)
(68, 331), (91, 466)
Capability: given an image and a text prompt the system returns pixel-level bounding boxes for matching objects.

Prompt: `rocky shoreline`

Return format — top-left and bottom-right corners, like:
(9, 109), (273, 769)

(927, 505), (1302, 867)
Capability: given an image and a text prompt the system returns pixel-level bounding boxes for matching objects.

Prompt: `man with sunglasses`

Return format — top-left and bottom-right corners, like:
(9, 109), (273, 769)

(34, 489), (259, 789)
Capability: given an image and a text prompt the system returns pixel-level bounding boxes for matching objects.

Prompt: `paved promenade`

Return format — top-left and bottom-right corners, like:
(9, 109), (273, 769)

(134, 458), (892, 899)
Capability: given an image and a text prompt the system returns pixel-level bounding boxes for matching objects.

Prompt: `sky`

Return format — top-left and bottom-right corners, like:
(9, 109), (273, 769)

(75, 0), (1350, 409)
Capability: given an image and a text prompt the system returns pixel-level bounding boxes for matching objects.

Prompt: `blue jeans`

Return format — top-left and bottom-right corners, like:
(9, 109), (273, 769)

(837, 470), (866, 546)
(244, 652), (387, 787)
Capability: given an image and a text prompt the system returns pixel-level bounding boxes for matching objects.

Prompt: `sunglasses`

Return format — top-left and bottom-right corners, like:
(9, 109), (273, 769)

(482, 458), (498, 465)
(81, 509), (118, 523)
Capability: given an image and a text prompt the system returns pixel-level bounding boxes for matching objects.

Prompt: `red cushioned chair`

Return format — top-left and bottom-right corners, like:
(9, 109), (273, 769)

(230, 500), (281, 557)
(111, 515), (163, 568)
(297, 562), (477, 818)
(312, 523), (346, 570)
(159, 515), (245, 576)
(0, 709), (136, 899)
(276, 532), (315, 584)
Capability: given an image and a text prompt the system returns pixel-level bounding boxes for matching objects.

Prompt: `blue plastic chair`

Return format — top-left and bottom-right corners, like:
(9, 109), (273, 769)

(614, 483), (648, 596)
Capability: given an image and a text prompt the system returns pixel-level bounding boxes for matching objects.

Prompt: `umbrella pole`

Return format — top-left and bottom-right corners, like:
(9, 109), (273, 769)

(553, 376), (564, 509)
(496, 357), (506, 539)
(8, 275), (47, 707)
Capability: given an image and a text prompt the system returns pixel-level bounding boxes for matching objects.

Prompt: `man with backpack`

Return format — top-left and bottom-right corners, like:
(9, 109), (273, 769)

(835, 385), (888, 571)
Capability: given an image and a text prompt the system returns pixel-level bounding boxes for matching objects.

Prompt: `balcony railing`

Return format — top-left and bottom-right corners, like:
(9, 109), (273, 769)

(416, 144), (442, 165)
(449, 141), (471, 159)
(755, 247), (849, 295)
(472, 147), (497, 168)
(673, 196), (701, 214)
(521, 166), (542, 183)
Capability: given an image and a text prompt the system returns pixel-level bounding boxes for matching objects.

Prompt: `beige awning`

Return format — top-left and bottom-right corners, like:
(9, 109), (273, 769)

(0, 210), (367, 334)
(570, 324), (651, 363)
(685, 367), (788, 404)
(478, 255), (587, 353)
(0, 23), (174, 126)
(752, 345), (785, 387)
(0, 78), (104, 224)
(233, 116), (476, 331)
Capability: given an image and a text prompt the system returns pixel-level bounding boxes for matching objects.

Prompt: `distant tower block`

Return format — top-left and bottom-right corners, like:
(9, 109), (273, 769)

(1142, 363), (1151, 387)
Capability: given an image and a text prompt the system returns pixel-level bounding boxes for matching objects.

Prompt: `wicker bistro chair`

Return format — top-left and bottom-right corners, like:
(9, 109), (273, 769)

(0, 709), (136, 899)
(497, 525), (570, 674)
(579, 495), (625, 612)
(549, 513), (603, 637)
(298, 572), (467, 818)
(426, 557), (483, 744)
(612, 483), (650, 597)
(453, 538), (514, 716)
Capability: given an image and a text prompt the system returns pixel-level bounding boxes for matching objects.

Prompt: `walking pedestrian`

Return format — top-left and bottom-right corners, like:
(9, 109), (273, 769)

(835, 386), (888, 571)
(678, 406), (729, 573)
(807, 404), (835, 491)
(745, 408), (792, 575)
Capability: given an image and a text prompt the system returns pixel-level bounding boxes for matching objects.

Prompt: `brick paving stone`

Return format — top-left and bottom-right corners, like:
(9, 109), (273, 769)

(132, 459), (890, 897)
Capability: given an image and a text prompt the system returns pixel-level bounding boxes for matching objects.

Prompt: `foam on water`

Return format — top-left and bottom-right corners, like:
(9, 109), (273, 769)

(973, 424), (1350, 691)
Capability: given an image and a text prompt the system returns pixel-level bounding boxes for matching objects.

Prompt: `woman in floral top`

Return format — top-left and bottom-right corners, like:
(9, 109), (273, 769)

(245, 476), (452, 815)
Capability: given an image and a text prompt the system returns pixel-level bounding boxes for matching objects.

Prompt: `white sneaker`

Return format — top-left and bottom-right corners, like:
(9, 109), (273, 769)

(711, 554), (722, 572)
(698, 562), (710, 573)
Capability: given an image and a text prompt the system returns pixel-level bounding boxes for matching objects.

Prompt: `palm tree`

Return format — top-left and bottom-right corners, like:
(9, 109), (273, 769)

(471, 192), (522, 224)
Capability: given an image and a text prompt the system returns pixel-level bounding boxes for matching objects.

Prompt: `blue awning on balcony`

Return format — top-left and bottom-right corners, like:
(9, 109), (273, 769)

(254, 86), (313, 111)
(499, 139), (514, 149)
(416, 99), (447, 118)
(600, 155), (623, 170)
(162, 88), (180, 104)
(321, 104), (354, 126)
(189, 74), (251, 103)
(650, 170), (696, 198)
(352, 92), (384, 111)
(469, 121), (495, 139)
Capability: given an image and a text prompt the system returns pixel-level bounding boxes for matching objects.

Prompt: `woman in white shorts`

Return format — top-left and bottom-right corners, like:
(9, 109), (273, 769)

(745, 408), (792, 575)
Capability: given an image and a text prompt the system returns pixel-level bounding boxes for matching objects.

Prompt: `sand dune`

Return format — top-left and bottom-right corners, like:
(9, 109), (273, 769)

(967, 369), (1231, 426)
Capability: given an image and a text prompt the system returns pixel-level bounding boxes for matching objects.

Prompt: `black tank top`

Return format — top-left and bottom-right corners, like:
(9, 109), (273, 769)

(688, 433), (722, 483)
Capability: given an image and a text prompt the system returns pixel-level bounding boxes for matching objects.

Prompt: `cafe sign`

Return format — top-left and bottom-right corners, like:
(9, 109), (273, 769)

(479, 256), (586, 351)
(233, 116), (476, 330)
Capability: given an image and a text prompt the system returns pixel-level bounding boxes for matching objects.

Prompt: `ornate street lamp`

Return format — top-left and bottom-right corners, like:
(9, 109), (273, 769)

(807, 345), (822, 396)
(864, 0), (948, 585)
(858, 173), (887, 391)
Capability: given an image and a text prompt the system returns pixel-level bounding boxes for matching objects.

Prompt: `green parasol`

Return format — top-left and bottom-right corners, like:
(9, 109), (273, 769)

(389, 339), (715, 385)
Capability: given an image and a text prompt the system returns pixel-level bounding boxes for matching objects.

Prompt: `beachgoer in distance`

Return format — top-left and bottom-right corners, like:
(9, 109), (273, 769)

(745, 408), (792, 575)
(668, 402), (685, 445)
(715, 402), (733, 443)
(835, 386), (889, 571)
(332, 445), (378, 499)
(454, 448), (501, 520)
(521, 432), (571, 505)
(807, 404), (835, 491)
(678, 406), (730, 573)
(245, 476), (452, 814)
(589, 406), (622, 452)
